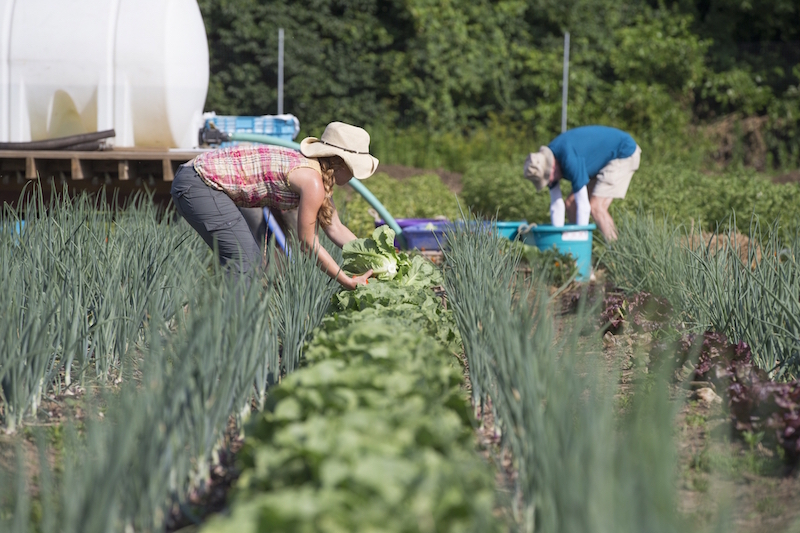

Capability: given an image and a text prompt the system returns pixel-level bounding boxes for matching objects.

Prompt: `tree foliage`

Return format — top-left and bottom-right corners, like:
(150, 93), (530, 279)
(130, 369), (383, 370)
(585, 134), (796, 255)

(197, 0), (800, 166)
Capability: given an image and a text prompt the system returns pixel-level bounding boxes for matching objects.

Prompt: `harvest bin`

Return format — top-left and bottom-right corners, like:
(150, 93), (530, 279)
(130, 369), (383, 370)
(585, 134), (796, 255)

(399, 221), (496, 251)
(401, 221), (451, 251)
(496, 221), (528, 240)
(375, 218), (448, 249)
(377, 219), (528, 250)
(519, 224), (597, 281)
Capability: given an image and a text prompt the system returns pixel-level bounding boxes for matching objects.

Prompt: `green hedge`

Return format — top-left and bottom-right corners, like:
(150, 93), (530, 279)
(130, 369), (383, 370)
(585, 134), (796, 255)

(461, 160), (800, 235)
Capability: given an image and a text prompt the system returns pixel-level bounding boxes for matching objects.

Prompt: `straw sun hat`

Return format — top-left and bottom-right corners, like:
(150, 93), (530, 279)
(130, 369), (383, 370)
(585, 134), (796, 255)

(523, 145), (555, 191)
(300, 122), (379, 180)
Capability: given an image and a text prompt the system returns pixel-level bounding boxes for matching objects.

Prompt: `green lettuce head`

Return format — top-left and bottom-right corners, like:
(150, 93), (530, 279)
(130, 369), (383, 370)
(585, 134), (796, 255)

(342, 226), (400, 281)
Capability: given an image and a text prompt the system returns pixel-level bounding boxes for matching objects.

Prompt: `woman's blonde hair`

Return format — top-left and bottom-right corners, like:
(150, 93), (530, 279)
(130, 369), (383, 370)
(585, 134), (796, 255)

(315, 157), (341, 227)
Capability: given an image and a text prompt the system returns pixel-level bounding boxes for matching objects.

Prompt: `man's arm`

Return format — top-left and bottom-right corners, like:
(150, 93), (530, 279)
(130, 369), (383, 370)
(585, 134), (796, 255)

(573, 185), (590, 225)
(550, 186), (565, 227)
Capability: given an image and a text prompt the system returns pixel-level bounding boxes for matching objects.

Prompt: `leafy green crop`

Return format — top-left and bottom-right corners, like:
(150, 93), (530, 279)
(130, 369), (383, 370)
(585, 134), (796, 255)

(342, 226), (400, 280)
(342, 226), (444, 288)
(204, 239), (502, 533)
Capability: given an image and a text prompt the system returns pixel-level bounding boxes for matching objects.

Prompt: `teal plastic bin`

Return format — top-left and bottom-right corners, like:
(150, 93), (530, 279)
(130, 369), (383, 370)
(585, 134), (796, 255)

(518, 224), (596, 281)
(496, 221), (527, 240)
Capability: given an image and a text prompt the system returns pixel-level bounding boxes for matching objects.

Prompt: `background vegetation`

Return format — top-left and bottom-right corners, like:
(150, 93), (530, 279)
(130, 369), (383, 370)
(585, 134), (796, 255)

(197, 0), (800, 171)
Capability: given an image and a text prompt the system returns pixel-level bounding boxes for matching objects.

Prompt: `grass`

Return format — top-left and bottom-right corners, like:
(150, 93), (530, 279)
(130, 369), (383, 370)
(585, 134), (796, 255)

(441, 221), (694, 533)
(0, 184), (288, 532)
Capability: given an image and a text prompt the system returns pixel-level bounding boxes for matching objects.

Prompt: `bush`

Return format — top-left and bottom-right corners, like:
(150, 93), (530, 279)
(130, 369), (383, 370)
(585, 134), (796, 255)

(333, 172), (463, 238)
(460, 161), (552, 223)
(459, 157), (800, 236)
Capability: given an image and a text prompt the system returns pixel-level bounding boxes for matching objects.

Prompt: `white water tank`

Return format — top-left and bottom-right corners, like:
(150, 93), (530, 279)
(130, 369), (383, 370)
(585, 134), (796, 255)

(0, 0), (209, 149)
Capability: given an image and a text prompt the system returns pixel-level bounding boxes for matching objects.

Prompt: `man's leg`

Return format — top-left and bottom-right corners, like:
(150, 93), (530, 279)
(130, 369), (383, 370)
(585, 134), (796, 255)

(589, 145), (641, 241)
(589, 195), (617, 241)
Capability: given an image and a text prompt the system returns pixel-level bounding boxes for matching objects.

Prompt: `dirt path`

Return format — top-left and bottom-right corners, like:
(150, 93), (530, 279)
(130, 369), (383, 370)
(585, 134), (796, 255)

(595, 281), (800, 533)
(376, 164), (463, 195)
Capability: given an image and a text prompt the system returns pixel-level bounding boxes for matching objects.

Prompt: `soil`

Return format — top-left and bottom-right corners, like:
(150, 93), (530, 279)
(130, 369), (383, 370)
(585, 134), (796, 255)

(375, 163), (464, 195)
(703, 115), (771, 171)
(772, 171), (800, 185)
(588, 272), (800, 533)
(164, 419), (243, 532)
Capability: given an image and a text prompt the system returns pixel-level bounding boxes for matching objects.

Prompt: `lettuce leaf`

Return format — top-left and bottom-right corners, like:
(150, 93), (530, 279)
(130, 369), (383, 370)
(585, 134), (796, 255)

(342, 226), (444, 288)
(342, 226), (401, 281)
(398, 255), (442, 288)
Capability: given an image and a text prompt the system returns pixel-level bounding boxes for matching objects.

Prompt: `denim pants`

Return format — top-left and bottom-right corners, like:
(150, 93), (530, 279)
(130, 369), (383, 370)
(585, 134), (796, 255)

(171, 164), (262, 276)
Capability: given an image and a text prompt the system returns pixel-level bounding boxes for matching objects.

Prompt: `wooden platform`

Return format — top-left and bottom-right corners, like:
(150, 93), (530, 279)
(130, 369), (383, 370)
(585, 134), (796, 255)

(0, 148), (205, 207)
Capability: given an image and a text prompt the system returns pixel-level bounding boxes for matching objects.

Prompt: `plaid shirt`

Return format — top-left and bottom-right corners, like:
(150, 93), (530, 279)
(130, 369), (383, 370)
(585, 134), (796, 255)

(193, 145), (319, 209)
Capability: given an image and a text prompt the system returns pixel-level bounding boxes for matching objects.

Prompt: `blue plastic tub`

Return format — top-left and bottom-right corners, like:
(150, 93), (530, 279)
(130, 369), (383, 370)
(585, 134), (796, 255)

(401, 221), (451, 251)
(401, 220), (494, 251)
(519, 224), (596, 281)
(1, 220), (25, 245)
(2, 221), (25, 234)
(496, 221), (527, 240)
(375, 218), (447, 248)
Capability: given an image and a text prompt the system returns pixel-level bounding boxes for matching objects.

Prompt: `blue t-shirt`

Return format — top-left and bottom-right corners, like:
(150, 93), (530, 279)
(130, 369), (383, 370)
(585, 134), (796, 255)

(548, 125), (637, 192)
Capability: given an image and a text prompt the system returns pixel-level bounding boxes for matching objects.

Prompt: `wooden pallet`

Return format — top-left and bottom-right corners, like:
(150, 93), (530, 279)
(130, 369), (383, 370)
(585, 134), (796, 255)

(0, 148), (203, 182)
(0, 148), (204, 206)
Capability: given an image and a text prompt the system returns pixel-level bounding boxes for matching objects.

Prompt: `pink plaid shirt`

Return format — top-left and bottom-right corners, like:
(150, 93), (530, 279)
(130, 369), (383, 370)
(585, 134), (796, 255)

(193, 145), (320, 209)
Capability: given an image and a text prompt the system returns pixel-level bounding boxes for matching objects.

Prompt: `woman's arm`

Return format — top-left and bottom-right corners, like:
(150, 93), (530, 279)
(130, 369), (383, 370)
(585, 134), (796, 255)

(289, 168), (370, 289)
(322, 202), (358, 247)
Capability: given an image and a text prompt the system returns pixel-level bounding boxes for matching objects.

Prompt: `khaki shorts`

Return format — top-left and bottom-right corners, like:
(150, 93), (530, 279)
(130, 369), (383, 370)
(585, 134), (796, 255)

(588, 145), (641, 199)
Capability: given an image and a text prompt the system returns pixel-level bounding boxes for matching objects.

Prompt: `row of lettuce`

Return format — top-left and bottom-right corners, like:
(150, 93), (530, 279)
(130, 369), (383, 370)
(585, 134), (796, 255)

(203, 231), (502, 531)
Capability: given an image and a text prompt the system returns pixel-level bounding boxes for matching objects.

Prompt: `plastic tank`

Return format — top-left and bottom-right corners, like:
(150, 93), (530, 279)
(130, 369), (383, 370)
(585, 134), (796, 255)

(0, 0), (209, 149)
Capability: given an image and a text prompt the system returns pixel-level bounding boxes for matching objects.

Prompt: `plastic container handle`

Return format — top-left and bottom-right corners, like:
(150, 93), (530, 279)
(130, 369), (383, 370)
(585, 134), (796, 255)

(264, 207), (289, 256)
(516, 223), (538, 235)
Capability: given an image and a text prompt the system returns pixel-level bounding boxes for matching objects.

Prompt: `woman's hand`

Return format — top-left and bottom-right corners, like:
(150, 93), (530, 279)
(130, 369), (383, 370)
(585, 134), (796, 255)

(344, 269), (373, 290)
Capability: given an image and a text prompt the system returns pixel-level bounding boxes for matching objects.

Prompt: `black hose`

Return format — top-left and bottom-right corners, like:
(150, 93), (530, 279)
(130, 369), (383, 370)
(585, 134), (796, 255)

(60, 140), (107, 151)
(0, 129), (115, 151)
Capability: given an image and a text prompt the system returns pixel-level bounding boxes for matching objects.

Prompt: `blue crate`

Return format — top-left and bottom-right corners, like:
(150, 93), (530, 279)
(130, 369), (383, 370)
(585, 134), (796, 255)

(203, 113), (300, 147)
(401, 221), (450, 251)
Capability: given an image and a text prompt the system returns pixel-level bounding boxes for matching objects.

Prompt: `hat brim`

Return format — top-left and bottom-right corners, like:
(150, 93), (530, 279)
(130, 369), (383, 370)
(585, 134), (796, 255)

(300, 137), (379, 180)
(523, 146), (554, 191)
